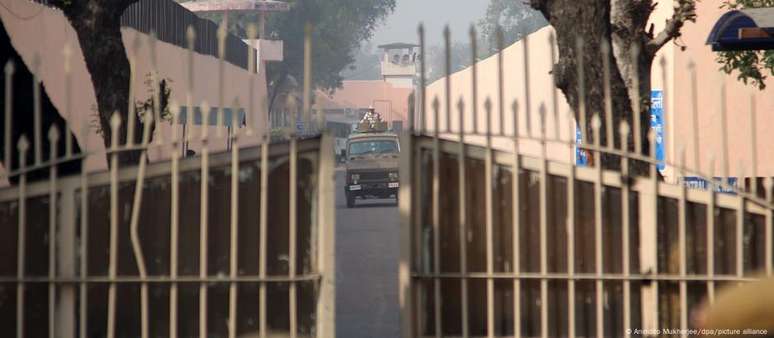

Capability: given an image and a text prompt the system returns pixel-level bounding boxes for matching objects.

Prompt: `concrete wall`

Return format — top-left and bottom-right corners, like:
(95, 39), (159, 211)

(425, 1), (774, 179)
(423, 25), (575, 163)
(0, 0), (268, 175)
(672, 0), (774, 177)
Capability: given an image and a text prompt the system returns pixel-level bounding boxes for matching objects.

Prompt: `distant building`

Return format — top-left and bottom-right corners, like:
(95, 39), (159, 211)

(378, 42), (419, 89)
(308, 42), (417, 146)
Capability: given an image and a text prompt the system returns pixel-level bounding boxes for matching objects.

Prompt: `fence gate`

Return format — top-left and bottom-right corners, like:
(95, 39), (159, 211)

(399, 27), (774, 338)
(0, 12), (335, 338)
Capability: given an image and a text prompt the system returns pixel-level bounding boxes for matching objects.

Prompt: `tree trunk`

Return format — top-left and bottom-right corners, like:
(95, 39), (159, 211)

(531, 0), (654, 176)
(54, 0), (143, 166)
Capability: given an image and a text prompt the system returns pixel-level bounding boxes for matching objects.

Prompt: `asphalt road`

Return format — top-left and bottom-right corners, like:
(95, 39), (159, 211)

(335, 169), (400, 338)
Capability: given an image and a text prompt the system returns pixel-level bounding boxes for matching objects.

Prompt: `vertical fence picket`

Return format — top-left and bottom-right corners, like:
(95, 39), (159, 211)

(538, 105), (549, 338)
(107, 114), (121, 338)
(217, 20), (226, 140)
(228, 99), (241, 338)
(512, 100), (522, 338)
(736, 162), (745, 280)
(48, 126), (59, 338)
(185, 26), (196, 155)
(289, 103), (299, 338)
(79, 123), (89, 338)
(484, 98), (494, 338)
(258, 126), (269, 338)
(63, 45), (73, 158)
(688, 62), (700, 175)
(127, 34), (140, 148)
(602, 40), (613, 150)
(647, 130), (659, 329)
(591, 115), (604, 338)
(431, 96), (442, 338)
(766, 177), (773, 276)
(418, 24), (427, 135)
(619, 122), (631, 338)
(32, 55), (42, 165)
(565, 109), (575, 338)
(148, 32), (162, 147)
(677, 149), (688, 338)
(128, 113), (152, 338)
(16, 136), (28, 338)
(456, 97), (469, 338)
(444, 27), (452, 134)
(630, 46), (641, 156)
(749, 95), (758, 197)
(707, 156), (716, 303)
(199, 102), (210, 338)
(4, 61), (14, 173)
(169, 103), (180, 338)
(247, 24), (257, 135)
(575, 37), (586, 145)
(499, 28), (507, 137)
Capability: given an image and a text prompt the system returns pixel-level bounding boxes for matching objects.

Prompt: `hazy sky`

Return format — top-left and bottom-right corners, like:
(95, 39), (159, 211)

(370, 0), (489, 47)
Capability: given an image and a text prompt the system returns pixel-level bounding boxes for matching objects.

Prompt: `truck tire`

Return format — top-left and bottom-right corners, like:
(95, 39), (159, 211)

(346, 193), (356, 208)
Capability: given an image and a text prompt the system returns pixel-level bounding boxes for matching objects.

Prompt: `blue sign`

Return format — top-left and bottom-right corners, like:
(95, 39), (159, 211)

(683, 177), (738, 194)
(574, 90), (665, 168)
(651, 90), (665, 172)
(575, 126), (589, 166)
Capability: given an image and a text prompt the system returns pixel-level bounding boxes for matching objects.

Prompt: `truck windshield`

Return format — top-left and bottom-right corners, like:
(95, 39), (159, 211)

(348, 140), (399, 156)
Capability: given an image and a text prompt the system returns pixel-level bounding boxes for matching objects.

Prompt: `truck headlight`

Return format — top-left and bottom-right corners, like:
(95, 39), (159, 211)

(389, 172), (399, 181)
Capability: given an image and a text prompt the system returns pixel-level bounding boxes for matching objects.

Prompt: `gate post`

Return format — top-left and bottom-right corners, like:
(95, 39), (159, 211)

(398, 132), (414, 338)
(640, 181), (659, 332)
(317, 133), (336, 338)
(57, 179), (77, 338)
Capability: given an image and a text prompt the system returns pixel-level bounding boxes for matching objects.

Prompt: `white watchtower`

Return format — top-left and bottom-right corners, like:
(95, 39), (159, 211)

(378, 42), (419, 89)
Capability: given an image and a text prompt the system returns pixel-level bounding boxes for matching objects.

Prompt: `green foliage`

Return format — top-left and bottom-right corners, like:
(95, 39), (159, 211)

(426, 42), (484, 83)
(477, 0), (546, 57)
(265, 0), (395, 96)
(341, 44), (382, 81)
(178, 0), (396, 110)
(717, 0), (774, 89)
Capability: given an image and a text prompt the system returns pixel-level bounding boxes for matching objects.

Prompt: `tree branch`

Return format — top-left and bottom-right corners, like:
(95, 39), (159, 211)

(528, 0), (551, 19)
(646, 0), (696, 54)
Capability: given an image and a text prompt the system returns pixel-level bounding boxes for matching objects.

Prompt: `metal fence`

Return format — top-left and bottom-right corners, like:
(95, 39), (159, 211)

(398, 26), (774, 338)
(0, 16), (334, 338)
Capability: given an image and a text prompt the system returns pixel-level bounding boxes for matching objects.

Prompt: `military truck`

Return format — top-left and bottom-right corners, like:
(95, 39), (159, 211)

(343, 109), (400, 208)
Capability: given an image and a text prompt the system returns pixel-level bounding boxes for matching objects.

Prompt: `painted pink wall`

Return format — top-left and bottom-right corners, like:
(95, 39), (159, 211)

(425, 1), (774, 179)
(672, 0), (774, 177)
(0, 0), (268, 179)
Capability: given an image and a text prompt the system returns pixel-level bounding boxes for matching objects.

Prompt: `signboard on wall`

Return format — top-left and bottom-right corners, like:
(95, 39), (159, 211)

(651, 90), (666, 173)
(683, 177), (738, 194)
(575, 127), (589, 166)
(575, 90), (666, 169)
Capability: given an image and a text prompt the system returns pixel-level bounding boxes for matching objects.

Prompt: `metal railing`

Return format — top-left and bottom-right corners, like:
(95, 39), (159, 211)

(0, 16), (334, 338)
(399, 25), (774, 338)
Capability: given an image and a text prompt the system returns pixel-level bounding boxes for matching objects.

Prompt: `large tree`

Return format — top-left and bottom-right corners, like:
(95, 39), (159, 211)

(266, 0), (395, 112)
(528, 0), (697, 174)
(184, 0), (396, 113)
(479, 0), (546, 57)
(49, 0), (145, 165)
